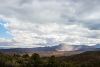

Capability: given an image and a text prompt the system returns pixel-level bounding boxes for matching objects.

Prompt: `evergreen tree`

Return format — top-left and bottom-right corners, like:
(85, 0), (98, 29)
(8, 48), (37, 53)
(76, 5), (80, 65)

(22, 54), (29, 58)
(30, 53), (42, 67)
(47, 55), (59, 67)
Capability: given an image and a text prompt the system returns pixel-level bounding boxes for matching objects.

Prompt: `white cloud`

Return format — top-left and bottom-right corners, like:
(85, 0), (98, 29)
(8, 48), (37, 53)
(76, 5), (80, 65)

(0, 38), (12, 42)
(0, 0), (100, 48)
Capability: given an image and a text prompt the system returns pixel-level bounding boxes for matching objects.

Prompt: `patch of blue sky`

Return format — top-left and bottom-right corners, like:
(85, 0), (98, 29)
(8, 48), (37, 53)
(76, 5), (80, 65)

(0, 19), (13, 39)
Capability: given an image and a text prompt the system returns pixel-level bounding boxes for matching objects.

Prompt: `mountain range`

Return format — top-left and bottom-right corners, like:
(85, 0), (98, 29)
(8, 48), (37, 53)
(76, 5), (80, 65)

(0, 43), (100, 53)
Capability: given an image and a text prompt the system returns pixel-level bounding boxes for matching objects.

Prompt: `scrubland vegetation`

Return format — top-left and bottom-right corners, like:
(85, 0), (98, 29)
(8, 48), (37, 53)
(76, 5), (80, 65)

(0, 51), (100, 67)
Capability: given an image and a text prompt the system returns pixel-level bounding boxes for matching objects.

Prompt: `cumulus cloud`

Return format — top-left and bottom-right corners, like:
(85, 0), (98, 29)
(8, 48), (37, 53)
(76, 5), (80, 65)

(0, 0), (100, 48)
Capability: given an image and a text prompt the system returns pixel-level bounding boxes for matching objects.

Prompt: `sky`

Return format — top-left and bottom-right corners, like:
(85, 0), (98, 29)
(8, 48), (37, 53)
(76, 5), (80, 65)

(0, 0), (100, 48)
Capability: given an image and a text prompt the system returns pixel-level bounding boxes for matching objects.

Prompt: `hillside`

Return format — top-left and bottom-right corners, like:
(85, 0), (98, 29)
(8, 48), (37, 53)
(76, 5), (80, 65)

(59, 51), (100, 62)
